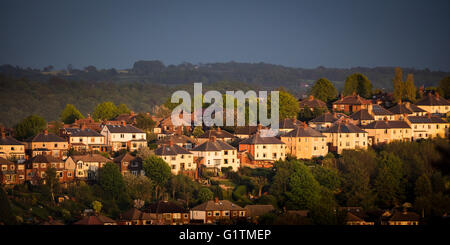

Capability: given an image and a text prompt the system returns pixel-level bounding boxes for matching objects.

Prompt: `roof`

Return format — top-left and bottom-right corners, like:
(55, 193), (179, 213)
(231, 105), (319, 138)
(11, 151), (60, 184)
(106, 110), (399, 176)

(70, 129), (103, 137)
(105, 125), (144, 134)
(346, 212), (365, 222)
(191, 200), (244, 211)
(371, 104), (394, 115)
(113, 153), (137, 163)
(120, 208), (143, 220)
(298, 95), (327, 108)
(362, 120), (411, 129)
(310, 112), (339, 123)
(26, 133), (66, 143)
(74, 215), (116, 225)
(416, 93), (450, 106)
(0, 157), (13, 164)
(146, 201), (187, 213)
(154, 144), (192, 156)
(282, 125), (324, 137)
(157, 135), (196, 145)
(239, 133), (285, 145)
(198, 128), (235, 139)
(407, 116), (447, 124)
(30, 154), (63, 163)
(234, 126), (259, 136)
(333, 94), (371, 105)
(279, 118), (302, 129)
(191, 140), (235, 152)
(244, 205), (274, 217)
(322, 122), (367, 134)
(390, 210), (420, 221)
(350, 109), (375, 121)
(71, 154), (110, 163)
(0, 136), (24, 146)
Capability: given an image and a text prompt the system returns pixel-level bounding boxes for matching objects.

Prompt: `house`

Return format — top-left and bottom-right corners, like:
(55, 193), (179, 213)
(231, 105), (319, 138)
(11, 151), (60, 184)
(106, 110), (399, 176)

(113, 153), (143, 176)
(118, 208), (152, 225)
(113, 111), (139, 125)
(280, 123), (328, 159)
(191, 136), (240, 172)
(70, 154), (110, 181)
(332, 93), (372, 114)
(234, 126), (260, 139)
(349, 109), (375, 126)
(371, 104), (395, 121)
(0, 157), (25, 185)
(388, 101), (427, 119)
(25, 130), (68, 158)
(406, 114), (450, 140)
(70, 115), (102, 132)
(190, 198), (246, 224)
(415, 92), (450, 116)
(309, 112), (340, 131)
(157, 134), (197, 150)
(26, 155), (74, 184)
(144, 200), (190, 225)
(362, 118), (412, 145)
(239, 130), (286, 168)
(244, 204), (275, 224)
(0, 130), (26, 162)
(321, 120), (368, 154)
(68, 126), (106, 152)
(154, 141), (196, 177)
(298, 95), (327, 111)
(278, 118), (303, 135)
(197, 128), (236, 144)
(101, 123), (147, 152)
(386, 210), (420, 225)
(338, 207), (374, 225)
(73, 215), (117, 225)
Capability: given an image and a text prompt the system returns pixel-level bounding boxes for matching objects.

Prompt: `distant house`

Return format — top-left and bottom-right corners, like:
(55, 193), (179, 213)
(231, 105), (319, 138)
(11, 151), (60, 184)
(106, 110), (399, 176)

(280, 123), (328, 159)
(350, 109), (375, 126)
(113, 153), (143, 176)
(234, 126), (260, 139)
(0, 130), (26, 162)
(26, 154), (74, 184)
(338, 207), (374, 225)
(70, 115), (102, 131)
(68, 126), (106, 152)
(70, 154), (110, 181)
(118, 208), (152, 225)
(245, 204), (274, 223)
(154, 141), (196, 177)
(190, 199), (246, 224)
(309, 112), (341, 131)
(101, 123), (147, 152)
(388, 101), (427, 119)
(362, 118), (412, 145)
(0, 157), (25, 185)
(197, 128), (236, 145)
(406, 114), (450, 140)
(239, 132), (286, 168)
(332, 94), (372, 114)
(278, 118), (303, 135)
(191, 136), (239, 172)
(415, 92), (450, 116)
(322, 120), (368, 154)
(370, 104), (395, 121)
(25, 130), (68, 158)
(73, 215), (117, 225)
(298, 95), (327, 111)
(386, 210), (420, 226)
(156, 134), (197, 150)
(144, 200), (190, 225)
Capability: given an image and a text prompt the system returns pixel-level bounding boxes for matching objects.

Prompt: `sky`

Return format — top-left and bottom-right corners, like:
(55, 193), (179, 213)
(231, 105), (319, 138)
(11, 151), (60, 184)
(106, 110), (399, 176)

(0, 0), (449, 71)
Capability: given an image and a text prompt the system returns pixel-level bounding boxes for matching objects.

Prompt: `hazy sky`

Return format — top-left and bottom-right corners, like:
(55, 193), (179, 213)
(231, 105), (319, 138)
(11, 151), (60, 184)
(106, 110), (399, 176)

(1, 0), (449, 71)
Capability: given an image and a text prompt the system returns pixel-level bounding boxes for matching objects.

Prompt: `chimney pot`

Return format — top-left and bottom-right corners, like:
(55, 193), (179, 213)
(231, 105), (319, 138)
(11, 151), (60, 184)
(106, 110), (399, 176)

(211, 136), (217, 142)
(169, 140), (174, 147)
(215, 197), (219, 203)
(308, 95), (314, 100)
(427, 112), (431, 119)
(44, 129), (48, 135)
(257, 124), (262, 132)
(217, 127), (221, 132)
(121, 121), (126, 126)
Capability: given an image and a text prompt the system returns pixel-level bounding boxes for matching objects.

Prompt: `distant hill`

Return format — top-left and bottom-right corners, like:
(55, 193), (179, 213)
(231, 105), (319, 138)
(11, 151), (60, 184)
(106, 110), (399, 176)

(0, 61), (449, 127)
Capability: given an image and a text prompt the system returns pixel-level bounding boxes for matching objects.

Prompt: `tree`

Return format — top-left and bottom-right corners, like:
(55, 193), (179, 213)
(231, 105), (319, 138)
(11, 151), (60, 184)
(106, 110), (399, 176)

(60, 104), (84, 124)
(0, 187), (16, 225)
(343, 73), (372, 98)
(309, 78), (338, 103)
(135, 113), (156, 131)
(198, 188), (214, 203)
(192, 126), (205, 137)
(414, 174), (432, 218)
(374, 151), (406, 208)
(252, 176), (268, 197)
(136, 146), (154, 159)
(403, 74), (417, 102)
(99, 162), (126, 200)
(92, 102), (119, 121)
(393, 67), (403, 102)
(123, 173), (154, 202)
(143, 156), (172, 200)
(438, 76), (450, 99)
(285, 162), (321, 210)
(49, 121), (64, 135)
(14, 115), (47, 140)
(45, 167), (59, 203)
(116, 103), (131, 114)
(92, 200), (102, 214)
(312, 166), (341, 192)
(278, 90), (300, 120)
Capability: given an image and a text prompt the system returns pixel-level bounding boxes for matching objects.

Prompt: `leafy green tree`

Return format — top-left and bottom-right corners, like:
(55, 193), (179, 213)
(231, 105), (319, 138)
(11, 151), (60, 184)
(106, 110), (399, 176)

(309, 78), (338, 103)
(374, 151), (406, 208)
(123, 173), (154, 202)
(116, 103), (131, 114)
(278, 90), (300, 120)
(414, 174), (432, 218)
(92, 102), (119, 120)
(198, 188), (214, 203)
(312, 166), (341, 192)
(14, 115), (47, 140)
(92, 200), (102, 214)
(285, 162), (321, 210)
(135, 113), (156, 131)
(0, 187), (16, 225)
(99, 162), (126, 200)
(143, 156), (172, 200)
(393, 67), (403, 102)
(298, 106), (326, 122)
(252, 176), (268, 198)
(45, 167), (59, 203)
(49, 120), (64, 135)
(60, 104), (84, 124)
(343, 73), (372, 98)
(403, 74), (417, 102)
(192, 126), (205, 137)
(438, 76), (450, 99)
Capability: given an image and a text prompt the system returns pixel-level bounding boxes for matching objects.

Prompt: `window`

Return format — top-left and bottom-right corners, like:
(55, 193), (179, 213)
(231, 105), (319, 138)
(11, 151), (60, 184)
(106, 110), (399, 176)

(214, 211), (220, 217)
(1, 165), (7, 171)
(172, 165), (176, 169)
(224, 150), (228, 155)
(207, 212), (212, 216)
(54, 144), (58, 147)
(272, 153), (277, 159)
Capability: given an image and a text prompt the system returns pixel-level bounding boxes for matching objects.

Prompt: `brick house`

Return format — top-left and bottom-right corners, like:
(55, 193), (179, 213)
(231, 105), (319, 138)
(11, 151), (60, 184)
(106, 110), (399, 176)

(25, 130), (68, 159)
(113, 153), (143, 176)
(0, 130), (26, 163)
(280, 123), (328, 159)
(26, 154), (74, 184)
(144, 200), (190, 225)
(0, 157), (26, 185)
(332, 94), (372, 114)
(190, 199), (246, 224)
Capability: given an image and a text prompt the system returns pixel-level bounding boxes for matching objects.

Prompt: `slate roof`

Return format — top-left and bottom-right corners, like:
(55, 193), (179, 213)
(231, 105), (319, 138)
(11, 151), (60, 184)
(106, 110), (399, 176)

(0, 136), (24, 145)
(71, 154), (110, 163)
(279, 118), (302, 129)
(0, 157), (13, 164)
(234, 126), (259, 136)
(73, 215), (116, 225)
(105, 125), (144, 133)
(350, 109), (375, 121)
(191, 140), (235, 152)
(388, 102), (425, 114)
(239, 133), (285, 145)
(298, 95), (327, 108)
(322, 122), (367, 134)
(157, 135), (196, 145)
(310, 112), (339, 123)
(362, 120), (411, 129)
(191, 200), (244, 211)
(282, 125), (324, 137)
(26, 133), (67, 142)
(113, 153), (137, 163)
(154, 144), (192, 156)
(371, 104), (394, 116)
(389, 210), (420, 221)
(146, 201), (187, 213)
(70, 129), (103, 137)
(120, 208), (145, 220)
(198, 128), (235, 139)
(244, 205), (275, 217)
(407, 116), (448, 124)
(416, 93), (450, 106)
(30, 154), (63, 163)
(333, 94), (371, 105)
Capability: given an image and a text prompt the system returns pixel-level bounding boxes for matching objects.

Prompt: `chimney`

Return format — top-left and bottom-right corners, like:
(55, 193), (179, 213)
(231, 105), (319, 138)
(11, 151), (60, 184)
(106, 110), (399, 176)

(121, 121), (126, 126)
(211, 136), (217, 142)
(403, 114), (408, 120)
(169, 140), (174, 147)
(215, 197), (219, 203)
(435, 92), (439, 98)
(405, 102), (411, 109)
(44, 129), (48, 135)
(146, 112), (150, 116)
(217, 127), (221, 133)
(427, 112), (431, 119)
(308, 95), (314, 100)
(257, 124), (262, 132)
(130, 111), (135, 116)
(384, 116), (388, 122)
(1, 130), (5, 139)
(303, 122), (308, 129)
(367, 104), (373, 115)
(293, 118), (297, 124)
(81, 124), (86, 130)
